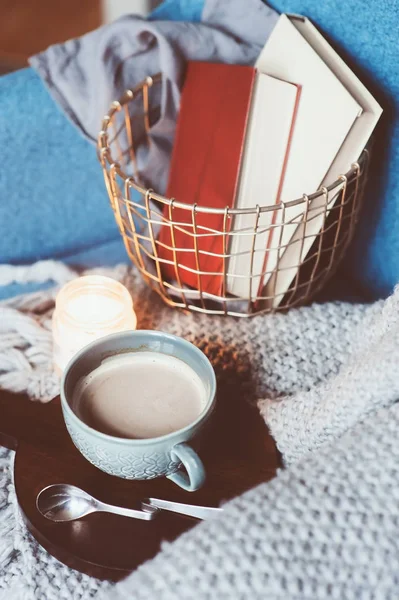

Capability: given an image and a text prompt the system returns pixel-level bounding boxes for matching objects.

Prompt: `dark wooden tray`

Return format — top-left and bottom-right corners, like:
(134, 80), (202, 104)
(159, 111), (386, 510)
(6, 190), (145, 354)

(0, 383), (279, 581)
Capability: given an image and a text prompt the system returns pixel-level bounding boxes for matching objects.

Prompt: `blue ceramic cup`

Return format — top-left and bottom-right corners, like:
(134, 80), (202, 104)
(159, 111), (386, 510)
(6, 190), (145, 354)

(60, 330), (216, 491)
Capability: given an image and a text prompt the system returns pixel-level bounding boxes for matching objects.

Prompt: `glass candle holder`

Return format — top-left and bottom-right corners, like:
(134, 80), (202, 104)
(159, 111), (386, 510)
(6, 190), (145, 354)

(53, 275), (137, 373)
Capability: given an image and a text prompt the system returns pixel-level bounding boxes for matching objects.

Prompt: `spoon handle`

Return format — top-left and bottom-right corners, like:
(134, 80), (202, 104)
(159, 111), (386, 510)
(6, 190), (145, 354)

(146, 498), (223, 520)
(98, 501), (158, 521)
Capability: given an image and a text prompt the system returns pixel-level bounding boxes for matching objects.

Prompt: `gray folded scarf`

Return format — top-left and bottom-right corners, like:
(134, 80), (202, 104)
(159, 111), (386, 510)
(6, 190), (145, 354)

(29, 0), (278, 193)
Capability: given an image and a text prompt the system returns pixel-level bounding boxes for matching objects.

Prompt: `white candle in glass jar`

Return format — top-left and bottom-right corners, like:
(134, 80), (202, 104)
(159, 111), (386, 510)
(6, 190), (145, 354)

(52, 275), (137, 373)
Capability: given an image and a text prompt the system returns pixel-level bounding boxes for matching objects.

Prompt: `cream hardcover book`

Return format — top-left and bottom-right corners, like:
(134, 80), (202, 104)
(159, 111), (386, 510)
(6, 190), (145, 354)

(262, 15), (383, 307)
(226, 72), (299, 300)
(254, 13), (363, 302)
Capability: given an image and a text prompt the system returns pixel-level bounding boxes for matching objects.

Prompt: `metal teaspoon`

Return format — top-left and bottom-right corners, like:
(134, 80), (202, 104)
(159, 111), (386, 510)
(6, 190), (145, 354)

(37, 484), (223, 523)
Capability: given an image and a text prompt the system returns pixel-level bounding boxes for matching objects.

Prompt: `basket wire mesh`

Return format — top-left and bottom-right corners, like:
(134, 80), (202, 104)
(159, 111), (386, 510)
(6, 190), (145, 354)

(98, 73), (369, 317)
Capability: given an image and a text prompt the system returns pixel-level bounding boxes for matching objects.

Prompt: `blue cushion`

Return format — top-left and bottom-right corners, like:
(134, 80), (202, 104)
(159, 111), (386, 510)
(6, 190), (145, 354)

(0, 67), (124, 265)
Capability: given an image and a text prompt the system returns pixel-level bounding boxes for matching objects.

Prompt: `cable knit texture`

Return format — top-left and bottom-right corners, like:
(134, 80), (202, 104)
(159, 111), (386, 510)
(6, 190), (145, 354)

(0, 260), (398, 598)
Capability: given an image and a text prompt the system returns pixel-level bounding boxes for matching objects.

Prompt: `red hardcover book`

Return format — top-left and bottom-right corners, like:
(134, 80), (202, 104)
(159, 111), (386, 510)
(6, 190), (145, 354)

(158, 61), (255, 296)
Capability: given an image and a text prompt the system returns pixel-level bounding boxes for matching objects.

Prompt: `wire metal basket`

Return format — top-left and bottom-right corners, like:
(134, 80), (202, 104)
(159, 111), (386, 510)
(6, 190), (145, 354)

(98, 73), (369, 317)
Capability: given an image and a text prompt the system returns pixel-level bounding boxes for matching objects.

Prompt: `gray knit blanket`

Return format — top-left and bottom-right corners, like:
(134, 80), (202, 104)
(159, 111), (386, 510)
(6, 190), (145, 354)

(0, 263), (398, 599)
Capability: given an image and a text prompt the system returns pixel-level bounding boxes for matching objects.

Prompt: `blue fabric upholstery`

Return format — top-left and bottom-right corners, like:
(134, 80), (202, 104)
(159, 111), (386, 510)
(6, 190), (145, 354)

(0, 67), (127, 266)
(149, 0), (204, 22)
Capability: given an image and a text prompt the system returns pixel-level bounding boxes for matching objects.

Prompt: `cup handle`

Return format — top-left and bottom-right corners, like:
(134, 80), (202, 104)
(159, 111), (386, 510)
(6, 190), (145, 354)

(166, 443), (205, 492)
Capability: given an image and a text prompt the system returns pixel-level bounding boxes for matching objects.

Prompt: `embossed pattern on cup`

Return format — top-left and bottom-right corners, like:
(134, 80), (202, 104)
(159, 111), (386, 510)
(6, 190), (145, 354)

(64, 415), (180, 480)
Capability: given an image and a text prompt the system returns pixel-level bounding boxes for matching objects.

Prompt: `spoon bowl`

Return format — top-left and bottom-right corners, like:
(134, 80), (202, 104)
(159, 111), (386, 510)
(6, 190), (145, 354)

(37, 484), (157, 522)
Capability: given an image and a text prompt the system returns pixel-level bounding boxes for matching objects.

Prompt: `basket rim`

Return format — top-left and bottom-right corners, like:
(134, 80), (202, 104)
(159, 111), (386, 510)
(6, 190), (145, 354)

(97, 72), (368, 217)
